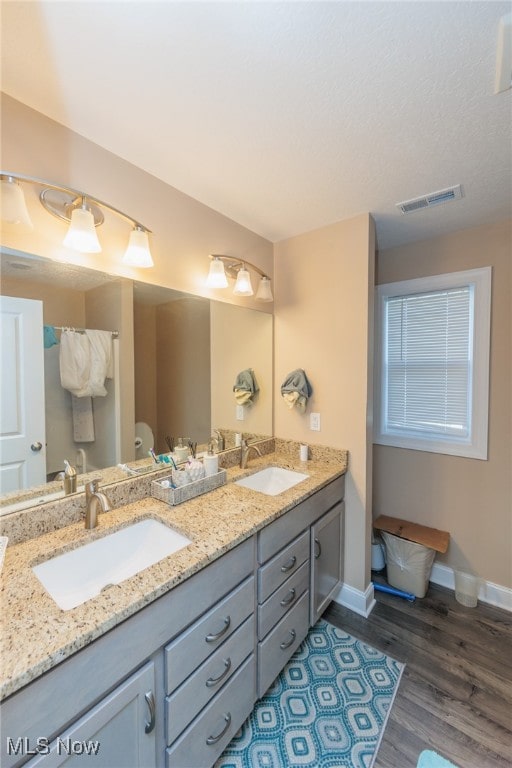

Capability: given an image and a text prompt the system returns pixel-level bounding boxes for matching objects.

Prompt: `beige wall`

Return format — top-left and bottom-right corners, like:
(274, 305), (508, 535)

(374, 219), (512, 588)
(274, 215), (375, 594)
(0, 275), (86, 327)
(156, 298), (211, 448)
(133, 302), (158, 441)
(85, 280), (135, 462)
(1, 95), (273, 309)
(210, 302), (273, 437)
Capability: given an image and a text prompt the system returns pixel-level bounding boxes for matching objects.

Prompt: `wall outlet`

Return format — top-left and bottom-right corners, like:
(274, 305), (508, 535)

(310, 412), (321, 431)
(236, 405), (245, 421)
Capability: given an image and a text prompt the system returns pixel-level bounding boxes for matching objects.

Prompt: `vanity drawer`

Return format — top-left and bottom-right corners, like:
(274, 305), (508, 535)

(165, 575), (254, 694)
(257, 590), (309, 698)
(165, 654), (256, 768)
(258, 560), (309, 640)
(258, 475), (345, 563)
(258, 530), (309, 603)
(166, 615), (254, 745)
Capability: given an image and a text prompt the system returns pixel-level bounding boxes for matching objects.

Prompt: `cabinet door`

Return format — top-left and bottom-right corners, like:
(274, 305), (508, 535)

(310, 502), (344, 624)
(25, 662), (156, 768)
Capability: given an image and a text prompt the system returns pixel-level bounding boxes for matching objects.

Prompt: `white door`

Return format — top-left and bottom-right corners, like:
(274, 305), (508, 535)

(0, 296), (46, 493)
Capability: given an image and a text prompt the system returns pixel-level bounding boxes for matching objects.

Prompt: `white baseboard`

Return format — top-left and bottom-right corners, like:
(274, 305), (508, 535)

(333, 582), (376, 618)
(335, 567), (512, 618)
(430, 563), (512, 612)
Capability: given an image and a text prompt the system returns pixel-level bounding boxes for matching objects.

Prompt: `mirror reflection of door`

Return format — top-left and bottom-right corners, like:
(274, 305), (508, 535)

(0, 295), (46, 493)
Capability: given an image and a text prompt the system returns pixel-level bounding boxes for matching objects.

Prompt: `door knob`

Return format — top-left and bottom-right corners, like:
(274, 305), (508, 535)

(30, 442), (43, 452)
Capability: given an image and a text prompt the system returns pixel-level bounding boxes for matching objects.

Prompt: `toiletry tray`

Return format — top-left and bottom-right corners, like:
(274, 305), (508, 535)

(151, 469), (227, 506)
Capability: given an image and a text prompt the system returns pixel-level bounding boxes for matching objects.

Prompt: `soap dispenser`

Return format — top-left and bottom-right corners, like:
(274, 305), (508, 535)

(203, 442), (219, 477)
(63, 459), (77, 495)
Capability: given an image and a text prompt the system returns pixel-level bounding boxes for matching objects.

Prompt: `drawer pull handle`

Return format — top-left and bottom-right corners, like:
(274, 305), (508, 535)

(206, 713), (232, 745)
(206, 658), (232, 687)
(205, 616), (231, 643)
(280, 556), (297, 573)
(280, 588), (296, 607)
(280, 629), (297, 650)
(314, 538), (322, 559)
(144, 691), (156, 734)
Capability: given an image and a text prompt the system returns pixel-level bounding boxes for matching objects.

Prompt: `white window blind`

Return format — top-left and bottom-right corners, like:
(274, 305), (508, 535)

(374, 267), (491, 459)
(384, 286), (472, 439)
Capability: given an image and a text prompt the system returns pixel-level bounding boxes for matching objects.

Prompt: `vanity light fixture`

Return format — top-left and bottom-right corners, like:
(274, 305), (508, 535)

(206, 254), (273, 302)
(233, 265), (253, 296)
(255, 275), (273, 302)
(207, 256), (229, 288)
(0, 171), (154, 268)
(0, 175), (33, 228)
(122, 227), (154, 268)
(62, 197), (102, 253)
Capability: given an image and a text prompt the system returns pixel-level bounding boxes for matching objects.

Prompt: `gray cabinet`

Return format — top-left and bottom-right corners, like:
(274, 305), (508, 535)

(24, 661), (156, 767)
(2, 475), (345, 768)
(256, 476), (345, 698)
(1, 537), (255, 768)
(165, 656), (255, 768)
(310, 502), (344, 624)
(164, 575), (256, 766)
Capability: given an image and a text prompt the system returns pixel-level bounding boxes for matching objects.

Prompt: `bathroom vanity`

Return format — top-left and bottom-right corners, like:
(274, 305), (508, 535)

(0, 448), (346, 768)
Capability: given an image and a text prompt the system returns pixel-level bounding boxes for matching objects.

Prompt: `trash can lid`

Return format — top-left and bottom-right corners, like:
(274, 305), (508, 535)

(373, 515), (449, 553)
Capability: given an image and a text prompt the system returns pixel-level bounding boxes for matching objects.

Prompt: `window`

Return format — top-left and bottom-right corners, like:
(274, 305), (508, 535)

(374, 267), (491, 459)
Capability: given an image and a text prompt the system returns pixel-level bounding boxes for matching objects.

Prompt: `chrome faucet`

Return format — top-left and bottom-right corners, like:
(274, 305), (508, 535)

(240, 438), (263, 469)
(211, 429), (225, 451)
(85, 479), (112, 529)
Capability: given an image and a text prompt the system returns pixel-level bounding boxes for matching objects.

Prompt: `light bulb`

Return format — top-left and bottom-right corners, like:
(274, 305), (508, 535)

(123, 227), (154, 268)
(256, 276), (273, 302)
(63, 204), (101, 253)
(206, 257), (228, 288)
(0, 176), (33, 228)
(233, 266), (253, 296)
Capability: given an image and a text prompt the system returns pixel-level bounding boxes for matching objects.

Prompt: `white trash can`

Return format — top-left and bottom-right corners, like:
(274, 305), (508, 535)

(381, 532), (436, 598)
(454, 570), (480, 608)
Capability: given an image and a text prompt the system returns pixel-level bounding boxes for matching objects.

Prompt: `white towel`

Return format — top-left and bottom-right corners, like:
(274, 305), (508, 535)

(71, 395), (95, 442)
(85, 329), (113, 397)
(60, 330), (92, 397)
(60, 329), (112, 397)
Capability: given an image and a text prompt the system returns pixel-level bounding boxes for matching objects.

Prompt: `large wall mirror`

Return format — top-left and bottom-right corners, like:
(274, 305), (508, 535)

(0, 249), (273, 511)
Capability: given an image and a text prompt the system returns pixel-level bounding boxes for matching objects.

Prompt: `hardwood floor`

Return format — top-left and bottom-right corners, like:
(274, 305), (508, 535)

(324, 582), (512, 768)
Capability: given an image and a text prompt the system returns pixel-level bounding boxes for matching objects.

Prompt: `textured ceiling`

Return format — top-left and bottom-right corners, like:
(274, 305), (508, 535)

(1, 1), (511, 250)
(0, 250), (191, 303)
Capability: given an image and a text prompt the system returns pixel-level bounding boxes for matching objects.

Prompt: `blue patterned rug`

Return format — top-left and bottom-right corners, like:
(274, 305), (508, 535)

(216, 619), (404, 768)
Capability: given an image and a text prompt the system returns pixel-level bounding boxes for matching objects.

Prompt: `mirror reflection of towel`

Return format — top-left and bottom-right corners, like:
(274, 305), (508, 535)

(233, 369), (259, 405)
(60, 329), (112, 397)
(71, 395), (95, 442)
(43, 325), (59, 349)
(86, 330), (113, 397)
(60, 330), (91, 395)
(281, 369), (312, 413)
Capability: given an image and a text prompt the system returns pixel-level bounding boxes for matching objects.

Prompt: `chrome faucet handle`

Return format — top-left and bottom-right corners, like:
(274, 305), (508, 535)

(84, 478), (111, 529)
(85, 478), (102, 497)
(212, 429), (225, 450)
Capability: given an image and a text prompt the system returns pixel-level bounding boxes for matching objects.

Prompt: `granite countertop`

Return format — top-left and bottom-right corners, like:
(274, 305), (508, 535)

(0, 447), (347, 701)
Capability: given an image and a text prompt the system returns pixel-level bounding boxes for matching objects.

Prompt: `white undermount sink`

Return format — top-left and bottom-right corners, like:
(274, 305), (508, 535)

(235, 466), (309, 496)
(32, 519), (191, 611)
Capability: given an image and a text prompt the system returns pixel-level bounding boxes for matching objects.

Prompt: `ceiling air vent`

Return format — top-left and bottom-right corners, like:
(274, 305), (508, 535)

(396, 185), (463, 214)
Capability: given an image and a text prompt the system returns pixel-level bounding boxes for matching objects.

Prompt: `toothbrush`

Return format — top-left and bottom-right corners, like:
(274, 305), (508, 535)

(149, 449), (160, 464)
